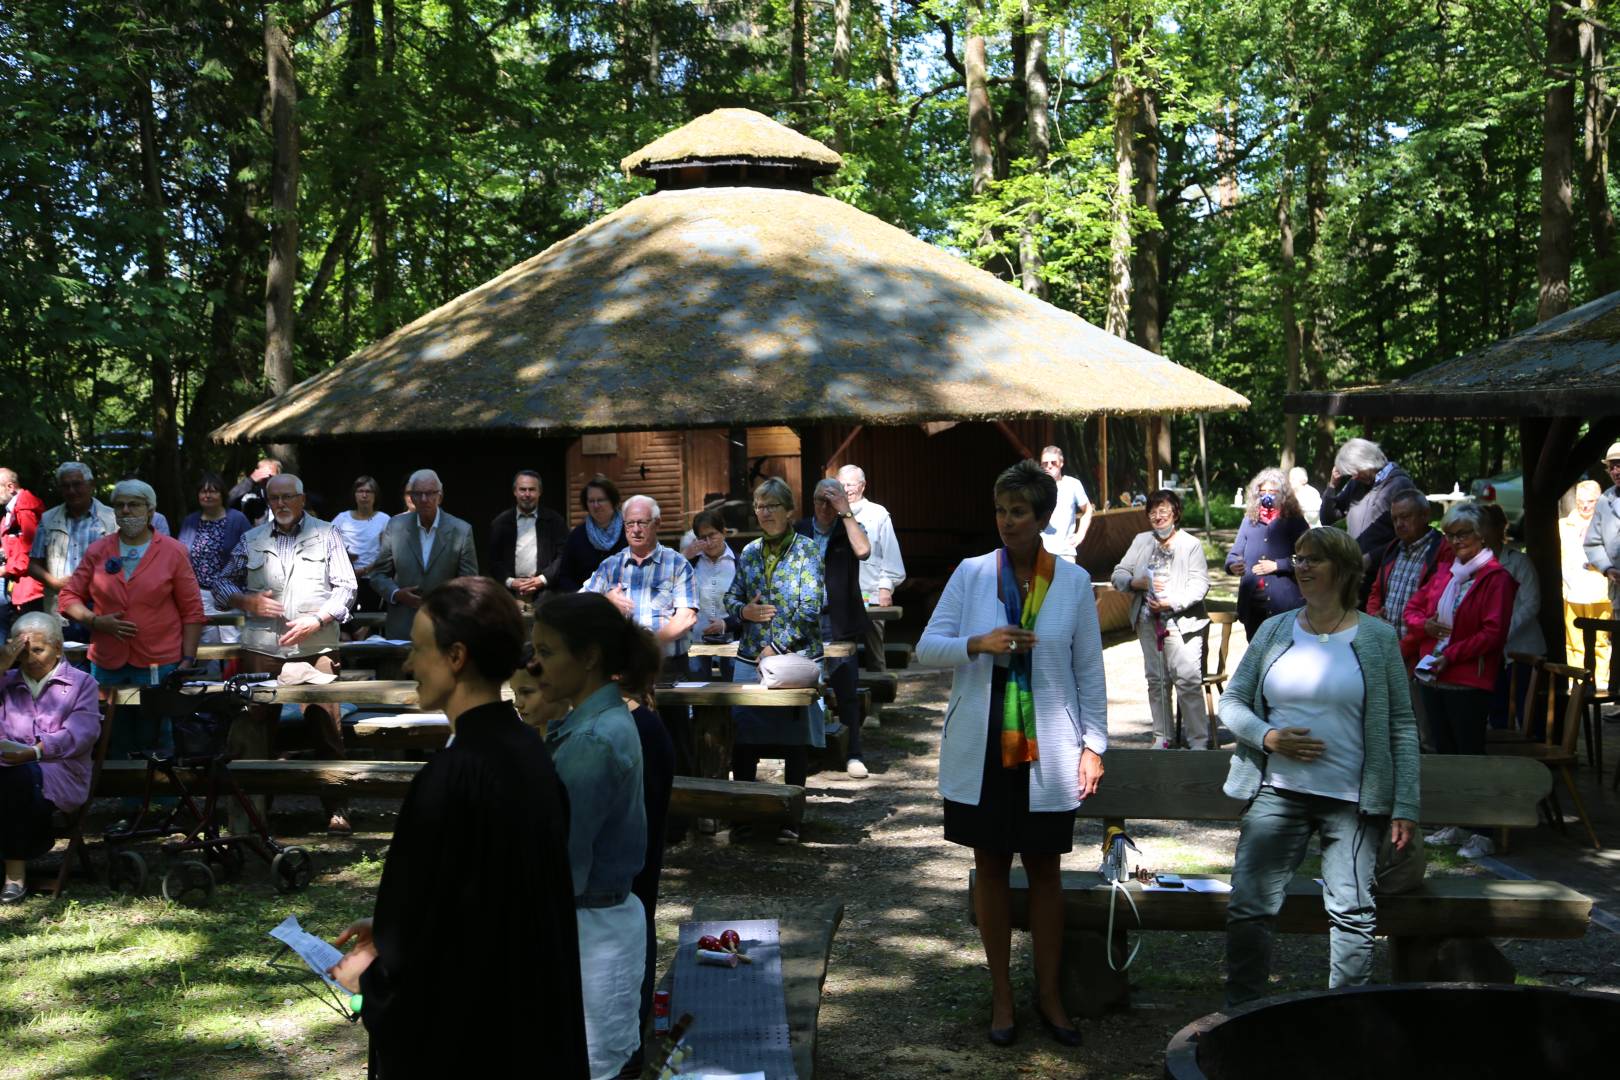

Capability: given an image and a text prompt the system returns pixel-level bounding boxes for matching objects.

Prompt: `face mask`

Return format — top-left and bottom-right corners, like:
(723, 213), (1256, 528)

(1258, 493), (1276, 509)
(1152, 523), (1175, 540)
(117, 514), (147, 539)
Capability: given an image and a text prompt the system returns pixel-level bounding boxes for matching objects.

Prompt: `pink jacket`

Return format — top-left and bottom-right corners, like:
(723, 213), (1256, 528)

(0, 661), (101, 811)
(59, 533), (206, 669)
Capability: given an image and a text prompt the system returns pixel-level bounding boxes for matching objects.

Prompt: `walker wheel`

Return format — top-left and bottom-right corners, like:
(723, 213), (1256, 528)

(271, 847), (313, 893)
(161, 860), (216, 907)
(108, 850), (147, 895)
(206, 841), (247, 881)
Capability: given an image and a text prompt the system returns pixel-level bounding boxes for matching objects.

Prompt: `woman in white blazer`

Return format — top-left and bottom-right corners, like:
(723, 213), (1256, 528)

(1109, 489), (1210, 749)
(918, 460), (1107, 1049)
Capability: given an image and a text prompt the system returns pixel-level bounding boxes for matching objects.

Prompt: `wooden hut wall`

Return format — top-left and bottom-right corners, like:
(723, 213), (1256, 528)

(565, 426), (802, 531)
(292, 434), (571, 569)
(802, 419), (1056, 603)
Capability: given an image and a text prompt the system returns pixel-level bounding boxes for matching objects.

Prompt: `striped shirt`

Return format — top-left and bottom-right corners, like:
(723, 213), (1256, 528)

(583, 544), (698, 657)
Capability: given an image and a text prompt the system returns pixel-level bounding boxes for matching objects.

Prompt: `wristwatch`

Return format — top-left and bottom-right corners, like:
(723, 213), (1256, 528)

(838, 511), (854, 520)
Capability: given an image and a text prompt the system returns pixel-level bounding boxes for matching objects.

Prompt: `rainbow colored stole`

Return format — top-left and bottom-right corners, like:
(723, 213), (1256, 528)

(997, 546), (1054, 767)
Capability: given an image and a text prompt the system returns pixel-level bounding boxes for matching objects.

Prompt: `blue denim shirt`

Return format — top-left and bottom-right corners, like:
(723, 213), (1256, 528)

(545, 682), (646, 902)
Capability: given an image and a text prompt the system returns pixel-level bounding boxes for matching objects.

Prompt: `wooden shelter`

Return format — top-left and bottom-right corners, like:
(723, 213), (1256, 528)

(1287, 289), (1620, 657)
(216, 109), (1247, 604)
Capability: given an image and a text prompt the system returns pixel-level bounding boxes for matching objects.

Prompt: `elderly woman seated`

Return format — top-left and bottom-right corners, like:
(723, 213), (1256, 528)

(1, 613), (102, 904)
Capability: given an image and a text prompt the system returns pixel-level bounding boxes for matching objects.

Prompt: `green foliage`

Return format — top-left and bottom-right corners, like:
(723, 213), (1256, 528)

(1, 0), (1609, 512)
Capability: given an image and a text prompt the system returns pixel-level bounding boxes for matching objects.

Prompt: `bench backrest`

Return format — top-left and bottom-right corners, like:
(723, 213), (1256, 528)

(1079, 749), (1551, 828)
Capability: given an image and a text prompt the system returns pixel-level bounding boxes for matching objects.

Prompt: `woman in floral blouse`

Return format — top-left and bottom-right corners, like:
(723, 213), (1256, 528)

(724, 476), (825, 844)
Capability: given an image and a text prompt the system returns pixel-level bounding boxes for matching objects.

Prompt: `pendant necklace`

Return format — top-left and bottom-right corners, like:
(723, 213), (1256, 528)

(1302, 609), (1344, 644)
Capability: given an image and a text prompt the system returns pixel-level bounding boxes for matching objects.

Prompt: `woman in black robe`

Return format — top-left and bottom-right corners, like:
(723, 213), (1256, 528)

(329, 576), (587, 1079)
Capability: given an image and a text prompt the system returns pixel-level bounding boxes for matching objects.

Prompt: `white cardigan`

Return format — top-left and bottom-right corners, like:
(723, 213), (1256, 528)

(917, 552), (1109, 812)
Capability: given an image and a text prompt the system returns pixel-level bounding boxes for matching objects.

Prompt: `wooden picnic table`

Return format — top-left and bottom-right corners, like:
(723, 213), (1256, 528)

(688, 641), (857, 658)
(658, 682), (820, 781)
(65, 640), (413, 665)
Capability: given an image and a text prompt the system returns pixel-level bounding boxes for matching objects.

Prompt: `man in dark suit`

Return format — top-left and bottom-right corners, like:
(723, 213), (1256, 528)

(368, 469), (480, 639)
(489, 470), (568, 609)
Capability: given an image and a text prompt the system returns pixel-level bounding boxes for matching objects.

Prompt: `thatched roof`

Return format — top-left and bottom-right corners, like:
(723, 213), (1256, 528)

(215, 186), (1247, 444)
(622, 108), (842, 176)
(1287, 290), (1620, 419)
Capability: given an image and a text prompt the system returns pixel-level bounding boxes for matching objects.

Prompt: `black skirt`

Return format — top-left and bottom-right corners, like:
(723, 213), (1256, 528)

(942, 667), (1076, 855)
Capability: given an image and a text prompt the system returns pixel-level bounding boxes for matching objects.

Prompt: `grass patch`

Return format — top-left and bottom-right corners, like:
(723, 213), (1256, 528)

(0, 840), (377, 1079)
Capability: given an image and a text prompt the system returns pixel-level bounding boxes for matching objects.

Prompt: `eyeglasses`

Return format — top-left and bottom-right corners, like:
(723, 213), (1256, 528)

(623, 519), (654, 531)
(410, 489), (442, 500)
(1293, 555), (1327, 568)
(696, 532), (724, 543)
(753, 502), (785, 513)
(266, 493), (302, 504)
(1444, 529), (1477, 541)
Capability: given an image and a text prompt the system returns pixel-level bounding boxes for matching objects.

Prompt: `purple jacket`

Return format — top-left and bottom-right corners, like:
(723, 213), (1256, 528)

(1, 660), (101, 811)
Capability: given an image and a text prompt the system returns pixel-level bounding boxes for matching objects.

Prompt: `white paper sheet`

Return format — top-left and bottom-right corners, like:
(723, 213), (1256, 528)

(1184, 878), (1232, 894)
(268, 915), (348, 993)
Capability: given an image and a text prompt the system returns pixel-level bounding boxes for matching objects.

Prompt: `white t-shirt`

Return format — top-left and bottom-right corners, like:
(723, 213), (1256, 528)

(331, 511), (390, 568)
(1262, 619), (1365, 804)
(1042, 474), (1091, 555)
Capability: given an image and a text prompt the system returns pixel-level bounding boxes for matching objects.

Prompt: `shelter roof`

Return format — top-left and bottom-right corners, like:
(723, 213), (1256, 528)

(622, 108), (842, 176)
(1286, 290), (1620, 418)
(215, 185), (1248, 443)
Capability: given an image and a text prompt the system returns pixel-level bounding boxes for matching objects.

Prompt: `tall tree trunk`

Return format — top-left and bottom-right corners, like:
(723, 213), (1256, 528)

(872, 0), (898, 97)
(1301, 126), (1335, 470)
(371, 0), (396, 335)
(830, 0), (851, 149)
(263, 7), (300, 467)
(1581, 0), (1616, 293)
(1216, 98), (1239, 209)
(1019, 0), (1049, 298)
(1539, 0), (1579, 320)
(134, 78), (183, 514)
(1106, 32), (1137, 338)
(791, 0), (807, 103)
(965, 4), (996, 197)
(1130, 84), (1162, 353)
(1278, 175), (1301, 474)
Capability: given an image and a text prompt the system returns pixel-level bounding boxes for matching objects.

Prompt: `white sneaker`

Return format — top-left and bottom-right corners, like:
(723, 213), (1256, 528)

(846, 759), (869, 780)
(1458, 834), (1496, 859)
(1425, 825), (1470, 845)
(864, 714), (881, 730)
(1154, 738), (1173, 750)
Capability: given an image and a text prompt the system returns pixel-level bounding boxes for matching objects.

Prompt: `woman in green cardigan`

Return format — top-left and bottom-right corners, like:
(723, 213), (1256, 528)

(1218, 526), (1420, 1006)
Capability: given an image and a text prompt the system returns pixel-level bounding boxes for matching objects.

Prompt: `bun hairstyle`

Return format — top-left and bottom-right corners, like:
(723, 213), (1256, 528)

(534, 591), (662, 700)
(421, 576), (526, 683)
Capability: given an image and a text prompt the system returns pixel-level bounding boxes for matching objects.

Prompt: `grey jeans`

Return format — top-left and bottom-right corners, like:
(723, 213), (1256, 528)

(1225, 786), (1385, 1006)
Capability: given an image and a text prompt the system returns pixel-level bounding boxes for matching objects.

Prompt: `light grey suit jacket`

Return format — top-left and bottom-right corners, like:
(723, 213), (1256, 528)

(368, 510), (480, 638)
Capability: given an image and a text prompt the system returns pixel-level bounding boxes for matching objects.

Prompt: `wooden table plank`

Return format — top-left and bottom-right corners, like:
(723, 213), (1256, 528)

(689, 642), (857, 658)
(656, 683), (819, 708)
(974, 869), (1591, 939)
(865, 606), (902, 621)
(1076, 750), (1552, 829)
(92, 761), (804, 823)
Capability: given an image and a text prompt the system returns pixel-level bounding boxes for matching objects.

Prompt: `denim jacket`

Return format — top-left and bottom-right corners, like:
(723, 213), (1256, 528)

(724, 533), (824, 662)
(545, 682), (646, 903)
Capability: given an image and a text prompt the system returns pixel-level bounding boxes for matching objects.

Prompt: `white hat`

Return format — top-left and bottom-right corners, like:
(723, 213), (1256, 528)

(1606, 442), (1620, 464)
(276, 661), (337, 686)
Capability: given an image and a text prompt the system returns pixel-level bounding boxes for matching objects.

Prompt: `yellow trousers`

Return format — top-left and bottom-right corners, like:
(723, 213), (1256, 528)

(1563, 599), (1613, 688)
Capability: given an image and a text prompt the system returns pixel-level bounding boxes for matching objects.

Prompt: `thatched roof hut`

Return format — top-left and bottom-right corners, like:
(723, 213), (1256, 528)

(1286, 290), (1620, 419)
(215, 109), (1246, 446)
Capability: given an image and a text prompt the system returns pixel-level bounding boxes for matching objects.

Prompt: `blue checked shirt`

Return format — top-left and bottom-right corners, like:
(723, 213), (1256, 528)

(583, 544), (698, 657)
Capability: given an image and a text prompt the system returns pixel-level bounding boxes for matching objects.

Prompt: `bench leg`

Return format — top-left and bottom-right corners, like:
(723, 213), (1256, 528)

(1058, 927), (1131, 1019)
(690, 705), (733, 781)
(1390, 935), (1515, 984)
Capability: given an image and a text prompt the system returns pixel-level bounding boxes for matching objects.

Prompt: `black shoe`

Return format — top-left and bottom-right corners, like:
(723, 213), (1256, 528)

(0, 881), (26, 904)
(730, 822), (753, 842)
(1034, 997), (1082, 1046)
(987, 1020), (1016, 1047)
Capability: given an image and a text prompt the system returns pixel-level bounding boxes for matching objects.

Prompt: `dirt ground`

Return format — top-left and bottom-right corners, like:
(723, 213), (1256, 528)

(649, 630), (1620, 1080)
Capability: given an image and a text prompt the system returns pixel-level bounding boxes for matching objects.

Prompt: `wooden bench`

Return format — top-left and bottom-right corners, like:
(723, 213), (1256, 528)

(966, 749), (1586, 1015)
(94, 761), (806, 825)
(857, 670), (897, 705)
(882, 642), (913, 669)
(654, 901), (844, 1080)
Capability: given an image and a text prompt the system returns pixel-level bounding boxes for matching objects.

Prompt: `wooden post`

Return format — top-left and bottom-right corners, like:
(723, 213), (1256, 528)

(1198, 413), (1212, 534)
(1098, 417), (1111, 508)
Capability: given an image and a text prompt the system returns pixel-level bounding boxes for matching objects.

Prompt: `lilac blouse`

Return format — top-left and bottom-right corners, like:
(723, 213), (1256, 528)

(1, 660), (101, 811)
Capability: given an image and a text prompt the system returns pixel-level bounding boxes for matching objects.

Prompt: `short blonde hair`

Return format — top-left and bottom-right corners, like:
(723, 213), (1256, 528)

(1295, 526), (1362, 611)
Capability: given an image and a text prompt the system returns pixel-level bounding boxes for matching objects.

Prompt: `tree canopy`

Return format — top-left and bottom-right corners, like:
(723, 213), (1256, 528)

(2, 0), (1611, 510)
